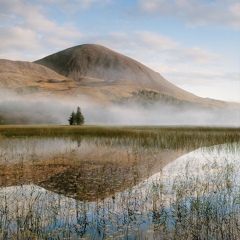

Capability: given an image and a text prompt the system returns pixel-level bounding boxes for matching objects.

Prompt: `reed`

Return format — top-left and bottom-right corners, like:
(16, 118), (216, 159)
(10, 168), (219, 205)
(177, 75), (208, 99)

(0, 126), (239, 239)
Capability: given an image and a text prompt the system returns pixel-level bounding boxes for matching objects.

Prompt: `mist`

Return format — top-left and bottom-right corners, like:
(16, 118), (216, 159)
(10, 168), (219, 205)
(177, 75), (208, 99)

(84, 102), (240, 126)
(0, 89), (239, 126)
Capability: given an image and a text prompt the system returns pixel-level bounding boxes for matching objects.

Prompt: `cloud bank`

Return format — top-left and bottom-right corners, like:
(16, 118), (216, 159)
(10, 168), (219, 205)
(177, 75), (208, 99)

(0, 89), (239, 126)
(137, 0), (240, 29)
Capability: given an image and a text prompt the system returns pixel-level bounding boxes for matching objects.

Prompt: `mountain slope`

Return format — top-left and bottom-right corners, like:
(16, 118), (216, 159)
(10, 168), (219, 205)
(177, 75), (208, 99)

(0, 59), (148, 104)
(34, 45), (203, 101)
(34, 44), (233, 108)
(0, 59), (67, 87)
(0, 45), (236, 108)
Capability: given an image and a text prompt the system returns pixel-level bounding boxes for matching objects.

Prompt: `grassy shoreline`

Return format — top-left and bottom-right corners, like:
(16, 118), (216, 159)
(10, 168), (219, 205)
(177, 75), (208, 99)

(0, 124), (239, 136)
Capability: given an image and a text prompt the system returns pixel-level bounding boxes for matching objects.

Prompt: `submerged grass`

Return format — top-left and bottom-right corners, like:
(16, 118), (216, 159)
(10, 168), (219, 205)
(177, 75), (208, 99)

(1, 142), (240, 239)
(0, 125), (240, 239)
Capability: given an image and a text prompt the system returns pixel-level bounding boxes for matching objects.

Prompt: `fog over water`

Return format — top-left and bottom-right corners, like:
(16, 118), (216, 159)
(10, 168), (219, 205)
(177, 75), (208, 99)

(0, 89), (239, 126)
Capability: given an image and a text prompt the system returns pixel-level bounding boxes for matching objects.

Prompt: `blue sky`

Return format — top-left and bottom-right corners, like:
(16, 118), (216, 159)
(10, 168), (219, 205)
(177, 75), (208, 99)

(0, 0), (239, 102)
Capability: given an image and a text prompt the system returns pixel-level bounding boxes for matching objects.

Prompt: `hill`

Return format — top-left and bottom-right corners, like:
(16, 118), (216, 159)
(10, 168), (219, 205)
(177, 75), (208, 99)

(0, 45), (234, 108)
(35, 44), (229, 108)
(0, 44), (239, 125)
(0, 59), (68, 87)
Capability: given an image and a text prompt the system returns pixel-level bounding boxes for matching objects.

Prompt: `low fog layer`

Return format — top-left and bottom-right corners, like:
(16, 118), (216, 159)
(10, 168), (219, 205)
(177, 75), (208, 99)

(0, 89), (239, 126)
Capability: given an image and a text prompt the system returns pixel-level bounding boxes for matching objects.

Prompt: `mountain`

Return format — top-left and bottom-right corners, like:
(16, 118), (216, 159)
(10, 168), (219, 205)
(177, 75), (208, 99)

(35, 44), (194, 98)
(34, 44), (229, 108)
(0, 44), (234, 108)
(0, 44), (239, 125)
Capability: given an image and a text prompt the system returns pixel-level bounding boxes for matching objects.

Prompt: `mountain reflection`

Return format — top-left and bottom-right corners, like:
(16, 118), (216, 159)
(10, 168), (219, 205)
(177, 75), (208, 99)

(0, 136), (185, 200)
(1, 132), (237, 201)
(1, 141), (239, 239)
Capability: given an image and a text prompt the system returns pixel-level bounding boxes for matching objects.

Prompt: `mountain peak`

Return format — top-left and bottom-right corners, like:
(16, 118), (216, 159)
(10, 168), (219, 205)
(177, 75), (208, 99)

(34, 44), (201, 102)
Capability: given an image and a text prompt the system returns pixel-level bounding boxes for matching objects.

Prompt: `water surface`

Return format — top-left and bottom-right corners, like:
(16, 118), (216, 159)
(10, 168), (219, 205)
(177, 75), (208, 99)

(1, 138), (239, 239)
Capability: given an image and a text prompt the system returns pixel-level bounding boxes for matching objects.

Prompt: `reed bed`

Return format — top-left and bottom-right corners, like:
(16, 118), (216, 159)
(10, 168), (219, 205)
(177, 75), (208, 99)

(0, 126), (240, 239)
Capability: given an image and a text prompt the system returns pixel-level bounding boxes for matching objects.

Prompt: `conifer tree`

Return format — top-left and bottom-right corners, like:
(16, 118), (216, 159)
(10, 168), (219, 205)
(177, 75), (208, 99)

(68, 111), (76, 125)
(76, 107), (85, 125)
(68, 107), (84, 125)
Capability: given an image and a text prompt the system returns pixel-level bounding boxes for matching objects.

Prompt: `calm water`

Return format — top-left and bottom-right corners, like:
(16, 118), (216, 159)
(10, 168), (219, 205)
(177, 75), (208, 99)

(0, 137), (240, 239)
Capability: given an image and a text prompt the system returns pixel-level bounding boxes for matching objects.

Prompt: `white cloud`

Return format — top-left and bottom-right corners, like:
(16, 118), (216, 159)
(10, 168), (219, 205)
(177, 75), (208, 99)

(0, 0), (83, 60)
(39, 0), (113, 13)
(159, 67), (240, 102)
(83, 31), (179, 60)
(173, 47), (221, 64)
(178, 78), (240, 102)
(83, 31), (225, 71)
(0, 27), (41, 50)
(137, 0), (240, 29)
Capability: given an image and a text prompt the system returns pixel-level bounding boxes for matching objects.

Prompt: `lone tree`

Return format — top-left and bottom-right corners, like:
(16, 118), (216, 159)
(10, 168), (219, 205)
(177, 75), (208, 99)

(68, 107), (84, 125)
(76, 106), (85, 125)
(68, 111), (76, 125)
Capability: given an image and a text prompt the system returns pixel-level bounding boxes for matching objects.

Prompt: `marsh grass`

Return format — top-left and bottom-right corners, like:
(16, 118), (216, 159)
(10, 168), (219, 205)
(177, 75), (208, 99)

(1, 142), (240, 239)
(0, 126), (240, 239)
(0, 125), (239, 147)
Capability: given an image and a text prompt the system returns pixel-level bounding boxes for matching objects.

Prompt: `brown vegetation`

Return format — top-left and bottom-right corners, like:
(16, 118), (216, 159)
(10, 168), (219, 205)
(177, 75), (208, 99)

(1, 44), (237, 108)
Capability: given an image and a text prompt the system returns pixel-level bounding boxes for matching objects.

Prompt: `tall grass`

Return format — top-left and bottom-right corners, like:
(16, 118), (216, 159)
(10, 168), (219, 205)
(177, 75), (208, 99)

(0, 126), (240, 239)
(1, 142), (240, 239)
(1, 125), (239, 149)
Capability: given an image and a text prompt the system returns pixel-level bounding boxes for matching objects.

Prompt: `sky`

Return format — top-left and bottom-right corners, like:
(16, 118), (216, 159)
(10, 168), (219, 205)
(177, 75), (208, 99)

(0, 0), (239, 103)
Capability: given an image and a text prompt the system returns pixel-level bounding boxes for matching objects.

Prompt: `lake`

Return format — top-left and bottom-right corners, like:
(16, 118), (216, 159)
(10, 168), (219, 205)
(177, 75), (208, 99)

(0, 126), (239, 239)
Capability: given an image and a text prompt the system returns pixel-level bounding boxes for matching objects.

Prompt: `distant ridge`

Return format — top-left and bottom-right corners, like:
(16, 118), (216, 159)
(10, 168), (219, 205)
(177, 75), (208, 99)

(0, 59), (67, 88)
